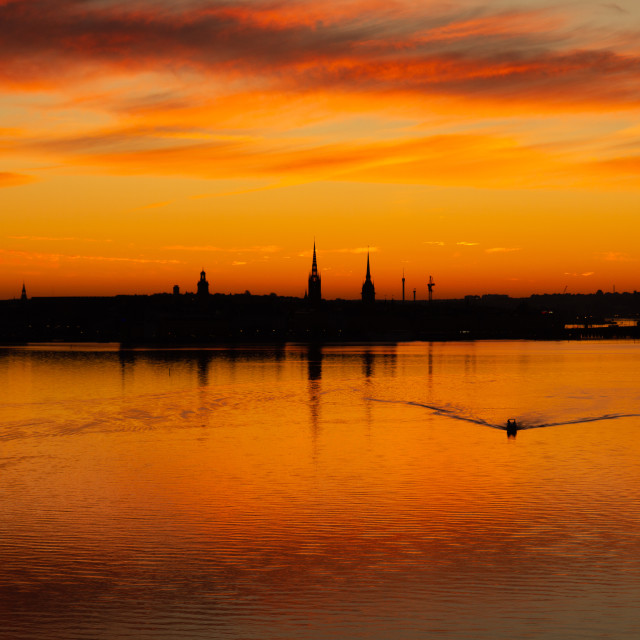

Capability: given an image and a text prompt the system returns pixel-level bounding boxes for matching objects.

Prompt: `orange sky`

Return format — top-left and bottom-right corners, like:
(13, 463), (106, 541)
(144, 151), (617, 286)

(1, 0), (639, 299)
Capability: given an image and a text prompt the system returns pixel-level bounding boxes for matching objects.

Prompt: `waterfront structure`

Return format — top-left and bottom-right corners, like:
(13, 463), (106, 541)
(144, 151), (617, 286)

(308, 242), (322, 304)
(361, 251), (375, 304)
(197, 269), (209, 296)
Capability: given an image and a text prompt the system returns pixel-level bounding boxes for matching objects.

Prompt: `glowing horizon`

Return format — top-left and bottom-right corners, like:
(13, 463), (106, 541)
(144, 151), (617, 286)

(2, 0), (639, 300)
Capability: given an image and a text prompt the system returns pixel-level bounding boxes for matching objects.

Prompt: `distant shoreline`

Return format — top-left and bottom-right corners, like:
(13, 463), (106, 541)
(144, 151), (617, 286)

(2, 292), (638, 345)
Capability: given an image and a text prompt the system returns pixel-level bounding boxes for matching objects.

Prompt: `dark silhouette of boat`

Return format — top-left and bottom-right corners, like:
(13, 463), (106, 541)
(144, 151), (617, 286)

(506, 419), (518, 437)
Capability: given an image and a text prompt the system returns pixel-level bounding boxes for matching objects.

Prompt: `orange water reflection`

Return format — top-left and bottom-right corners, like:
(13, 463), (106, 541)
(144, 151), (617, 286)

(1, 342), (640, 639)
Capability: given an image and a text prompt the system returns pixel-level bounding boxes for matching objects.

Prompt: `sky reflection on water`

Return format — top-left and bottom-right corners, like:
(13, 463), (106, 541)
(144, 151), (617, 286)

(1, 342), (640, 639)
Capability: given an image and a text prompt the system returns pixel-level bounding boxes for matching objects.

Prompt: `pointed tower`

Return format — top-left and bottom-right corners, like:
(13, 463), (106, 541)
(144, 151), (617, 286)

(308, 241), (322, 304)
(20, 283), (28, 301)
(197, 268), (209, 296)
(361, 251), (375, 304)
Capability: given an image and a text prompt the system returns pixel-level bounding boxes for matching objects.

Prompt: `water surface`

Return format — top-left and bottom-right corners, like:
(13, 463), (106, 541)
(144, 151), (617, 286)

(1, 341), (640, 639)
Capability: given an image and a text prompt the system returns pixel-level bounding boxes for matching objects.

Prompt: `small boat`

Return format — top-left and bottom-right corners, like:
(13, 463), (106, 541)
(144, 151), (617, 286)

(506, 419), (518, 437)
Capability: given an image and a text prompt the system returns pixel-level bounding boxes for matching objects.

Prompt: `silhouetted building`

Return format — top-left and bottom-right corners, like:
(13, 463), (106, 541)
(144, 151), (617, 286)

(20, 283), (27, 301)
(402, 270), (405, 302)
(308, 242), (322, 304)
(173, 285), (180, 296)
(197, 269), (209, 296)
(361, 251), (375, 304)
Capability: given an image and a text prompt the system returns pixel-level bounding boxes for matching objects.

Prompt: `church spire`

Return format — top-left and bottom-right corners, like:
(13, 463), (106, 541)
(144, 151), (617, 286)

(311, 240), (318, 277)
(361, 249), (375, 304)
(308, 240), (321, 305)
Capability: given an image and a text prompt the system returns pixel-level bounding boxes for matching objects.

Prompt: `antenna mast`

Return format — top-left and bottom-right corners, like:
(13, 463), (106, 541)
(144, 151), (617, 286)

(427, 275), (435, 302)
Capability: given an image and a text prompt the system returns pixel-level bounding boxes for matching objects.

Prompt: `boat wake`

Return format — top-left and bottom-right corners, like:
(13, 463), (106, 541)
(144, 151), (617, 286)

(405, 400), (499, 429)
(529, 413), (640, 429)
(367, 397), (640, 431)
(367, 397), (503, 429)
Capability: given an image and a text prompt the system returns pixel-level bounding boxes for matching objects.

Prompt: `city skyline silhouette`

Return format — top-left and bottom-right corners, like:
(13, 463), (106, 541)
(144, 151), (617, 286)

(4, 242), (639, 345)
(10, 237), (638, 304)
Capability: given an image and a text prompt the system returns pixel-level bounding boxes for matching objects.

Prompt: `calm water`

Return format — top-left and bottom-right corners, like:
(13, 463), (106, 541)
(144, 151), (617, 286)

(1, 341), (640, 639)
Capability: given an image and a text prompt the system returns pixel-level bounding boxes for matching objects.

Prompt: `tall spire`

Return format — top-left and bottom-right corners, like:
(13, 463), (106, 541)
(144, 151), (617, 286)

(311, 240), (318, 277)
(308, 240), (321, 304)
(361, 249), (375, 304)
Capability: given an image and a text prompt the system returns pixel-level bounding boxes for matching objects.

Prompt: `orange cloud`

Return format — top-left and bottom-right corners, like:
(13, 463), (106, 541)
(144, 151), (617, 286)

(1, 0), (639, 114)
(0, 248), (182, 265)
(0, 171), (36, 187)
(165, 245), (281, 253)
(600, 251), (636, 262)
(590, 155), (640, 174)
(9, 122), (636, 190)
(3, 0), (640, 198)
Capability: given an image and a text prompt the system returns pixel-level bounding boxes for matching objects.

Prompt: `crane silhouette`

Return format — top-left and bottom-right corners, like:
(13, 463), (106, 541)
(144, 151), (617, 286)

(427, 275), (435, 302)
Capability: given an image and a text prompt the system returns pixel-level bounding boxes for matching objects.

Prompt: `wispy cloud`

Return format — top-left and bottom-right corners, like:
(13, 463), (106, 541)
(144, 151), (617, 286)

(12, 129), (569, 188)
(2, 0), (639, 111)
(0, 172), (36, 188)
(8, 235), (107, 242)
(2, 0), (640, 194)
(330, 247), (378, 254)
(165, 245), (281, 253)
(485, 247), (521, 253)
(299, 246), (379, 257)
(602, 4), (629, 15)
(134, 200), (173, 211)
(600, 251), (636, 261)
(457, 241), (479, 246)
(0, 248), (182, 265)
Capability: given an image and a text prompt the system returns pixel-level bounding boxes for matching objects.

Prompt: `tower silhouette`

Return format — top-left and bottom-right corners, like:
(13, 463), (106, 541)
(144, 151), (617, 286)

(20, 283), (27, 301)
(427, 275), (435, 302)
(308, 241), (322, 304)
(402, 269), (405, 302)
(361, 251), (375, 304)
(197, 269), (209, 296)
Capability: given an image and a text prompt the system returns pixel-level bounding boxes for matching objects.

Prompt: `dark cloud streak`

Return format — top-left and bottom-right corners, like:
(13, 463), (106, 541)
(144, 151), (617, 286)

(1, 0), (639, 109)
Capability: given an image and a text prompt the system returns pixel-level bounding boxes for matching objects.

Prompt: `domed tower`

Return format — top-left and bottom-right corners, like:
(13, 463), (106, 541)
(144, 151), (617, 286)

(197, 268), (209, 296)
(361, 251), (375, 304)
(308, 241), (322, 304)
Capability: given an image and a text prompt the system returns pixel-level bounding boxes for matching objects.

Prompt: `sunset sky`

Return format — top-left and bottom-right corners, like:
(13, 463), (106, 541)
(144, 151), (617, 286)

(1, 0), (639, 299)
